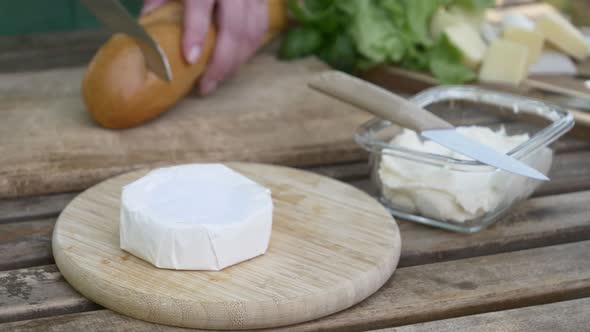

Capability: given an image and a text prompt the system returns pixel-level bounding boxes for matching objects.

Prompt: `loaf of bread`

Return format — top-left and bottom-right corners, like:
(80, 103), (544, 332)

(82, 0), (287, 129)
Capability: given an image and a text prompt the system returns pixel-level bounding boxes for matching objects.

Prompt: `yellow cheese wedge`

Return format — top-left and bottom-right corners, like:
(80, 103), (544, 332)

(479, 39), (529, 86)
(444, 23), (488, 69)
(503, 28), (545, 65)
(536, 10), (590, 61)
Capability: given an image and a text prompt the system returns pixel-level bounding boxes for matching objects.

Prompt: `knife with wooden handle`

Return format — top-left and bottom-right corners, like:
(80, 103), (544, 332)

(309, 71), (549, 181)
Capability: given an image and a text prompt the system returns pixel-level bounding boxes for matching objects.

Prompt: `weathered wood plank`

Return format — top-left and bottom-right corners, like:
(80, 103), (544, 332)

(398, 190), (590, 267)
(1, 241), (589, 330)
(0, 219), (54, 271)
(0, 55), (377, 200)
(0, 193), (75, 224)
(2, 189), (590, 275)
(8, 297), (589, 332)
(0, 310), (190, 332)
(287, 241), (590, 331)
(307, 162), (369, 181)
(2, 144), (587, 226)
(0, 68), (82, 100)
(378, 298), (590, 332)
(537, 150), (590, 196)
(0, 265), (100, 323)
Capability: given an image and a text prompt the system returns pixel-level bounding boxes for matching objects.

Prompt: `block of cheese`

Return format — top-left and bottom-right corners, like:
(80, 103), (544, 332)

(479, 39), (529, 86)
(430, 9), (457, 39)
(120, 164), (273, 271)
(444, 23), (488, 68)
(503, 27), (545, 65)
(536, 10), (590, 60)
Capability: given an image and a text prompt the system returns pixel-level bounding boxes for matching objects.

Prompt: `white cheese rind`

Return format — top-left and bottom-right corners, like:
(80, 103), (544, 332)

(120, 164), (273, 271)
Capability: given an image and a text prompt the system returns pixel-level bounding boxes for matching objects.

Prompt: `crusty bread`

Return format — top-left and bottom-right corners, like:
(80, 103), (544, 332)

(82, 0), (287, 129)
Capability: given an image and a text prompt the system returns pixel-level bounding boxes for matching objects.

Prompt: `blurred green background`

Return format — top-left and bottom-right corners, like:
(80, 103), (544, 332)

(0, 1), (587, 36)
(0, 0), (142, 35)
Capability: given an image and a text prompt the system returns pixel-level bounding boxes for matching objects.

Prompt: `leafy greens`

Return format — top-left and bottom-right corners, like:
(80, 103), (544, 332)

(278, 0), (493, 84)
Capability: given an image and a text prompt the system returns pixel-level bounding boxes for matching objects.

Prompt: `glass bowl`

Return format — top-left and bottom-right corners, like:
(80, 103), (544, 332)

(355, 86), (574, 233)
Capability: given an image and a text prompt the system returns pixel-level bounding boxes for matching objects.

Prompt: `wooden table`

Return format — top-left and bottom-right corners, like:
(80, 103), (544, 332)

(1, 31), (590, 332)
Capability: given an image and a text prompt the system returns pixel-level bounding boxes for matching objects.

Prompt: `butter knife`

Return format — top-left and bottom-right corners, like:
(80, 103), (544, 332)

(80, 0), (172, 81)
(309, 71), (549, 181)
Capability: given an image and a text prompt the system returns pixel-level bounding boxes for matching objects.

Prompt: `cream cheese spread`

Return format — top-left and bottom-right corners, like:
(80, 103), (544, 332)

(378, 126), (552, 222)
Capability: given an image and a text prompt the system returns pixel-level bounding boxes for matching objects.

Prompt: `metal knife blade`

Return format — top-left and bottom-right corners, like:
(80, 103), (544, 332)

(422, 129), (549, 181)
(308, 71), (550, 181)
(80, 0), (172, 81)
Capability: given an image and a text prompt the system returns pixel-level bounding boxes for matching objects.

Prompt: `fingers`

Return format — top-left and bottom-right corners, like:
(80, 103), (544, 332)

(241, 0), (268, 62)
(183, 0), (216, 64)
(140, 0), (168, 15)
(199, 0), (268, 95)
(198, 0), (245, 94)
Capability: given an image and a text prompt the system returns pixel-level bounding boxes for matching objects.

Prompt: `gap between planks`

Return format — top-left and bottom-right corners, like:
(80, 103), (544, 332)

(0, 240), (589, 330)
(2, 188), (590, 273)
(1, 157), (590, 271)
(5, 297), (589, 332)
(2, 147), (590, 225)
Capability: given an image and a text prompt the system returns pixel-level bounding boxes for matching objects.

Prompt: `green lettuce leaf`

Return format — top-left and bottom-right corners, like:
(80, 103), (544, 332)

(278, 26), (323, 59)
(348, 0), (406, 63)
(402, 0), (444, 46)
(282, 0), (485, 84)
(448, 0), (495, 10)
(318, 33), (358, 73)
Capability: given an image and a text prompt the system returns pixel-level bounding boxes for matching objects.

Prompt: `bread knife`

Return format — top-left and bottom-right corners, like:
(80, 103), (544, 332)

(80, 0), (172, 81)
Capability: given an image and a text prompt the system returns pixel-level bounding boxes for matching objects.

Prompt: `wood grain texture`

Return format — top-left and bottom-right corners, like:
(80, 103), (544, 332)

(0, 265), (100, 323)
(2, 57), (588, 200)
(0, 219), (54, 271)
(397, 190), (590, 267)
(0, 310), (189, 332)
(379, 298), (590, 332)
(0, 54), (373, 199)
(5, 189), (590, 283)
(0, 193), (75, 224)
(0, 67), (82, 100)
(52, 163), (401, 329)
(2, 241), (590, 331)
(537, 150), (590, 196)
(8, 297), (588, 332)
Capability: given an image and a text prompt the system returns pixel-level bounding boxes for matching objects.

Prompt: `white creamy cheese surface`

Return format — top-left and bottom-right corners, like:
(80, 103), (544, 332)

(120, 164), (273, 270)
(379, 126), (553, 223)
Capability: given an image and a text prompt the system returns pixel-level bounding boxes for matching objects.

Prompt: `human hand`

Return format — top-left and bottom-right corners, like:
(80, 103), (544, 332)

(142, 0), (268, 94)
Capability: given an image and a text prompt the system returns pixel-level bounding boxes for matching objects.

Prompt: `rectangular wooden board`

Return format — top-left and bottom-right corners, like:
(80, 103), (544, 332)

(0, 55), (374, 199)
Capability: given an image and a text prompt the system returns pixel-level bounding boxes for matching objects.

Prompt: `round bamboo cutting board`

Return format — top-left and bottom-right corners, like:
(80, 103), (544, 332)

(53, 163), (401, 330)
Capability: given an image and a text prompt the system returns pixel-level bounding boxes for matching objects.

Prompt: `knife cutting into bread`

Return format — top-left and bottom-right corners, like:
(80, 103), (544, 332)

(82, 0), (287, 129)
